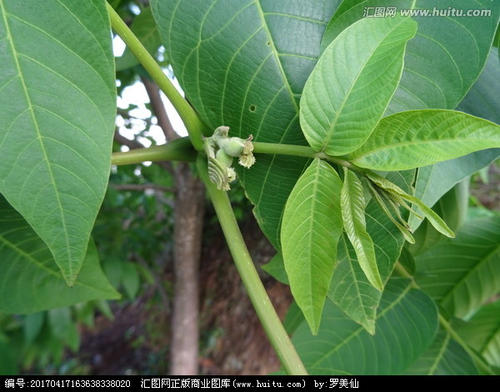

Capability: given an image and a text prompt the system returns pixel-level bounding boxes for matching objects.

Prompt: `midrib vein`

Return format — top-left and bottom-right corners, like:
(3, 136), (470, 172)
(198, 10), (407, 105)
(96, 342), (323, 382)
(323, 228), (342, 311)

(254, 0), (299, 112)
(0, 2), (72, 277)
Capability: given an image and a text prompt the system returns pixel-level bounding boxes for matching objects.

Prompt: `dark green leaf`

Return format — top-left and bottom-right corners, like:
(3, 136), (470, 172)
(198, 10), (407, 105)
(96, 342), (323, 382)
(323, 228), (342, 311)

(406, 327), (478, 374)
(281, 159), (343, 334)
(261, 253), (288, 284)
(151, 0), (340, 248)
(0, 0), (116, 284)
(115, 7), (161, 71)
(415, 214), (500, 318)
(321, 0), (499, 114)
(458, 301), (500, 367)
(293, 278), (438, 374)
(300, 17), (416, 155)
(23, 312), (44, 345)
(0, 197), (120, 314)
(122, 261), (140, 299)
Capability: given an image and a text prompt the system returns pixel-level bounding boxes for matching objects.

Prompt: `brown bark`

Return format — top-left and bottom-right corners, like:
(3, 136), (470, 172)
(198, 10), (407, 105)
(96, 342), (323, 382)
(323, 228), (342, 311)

(170, 164), (204, 374)
(140, 76), (205, 374)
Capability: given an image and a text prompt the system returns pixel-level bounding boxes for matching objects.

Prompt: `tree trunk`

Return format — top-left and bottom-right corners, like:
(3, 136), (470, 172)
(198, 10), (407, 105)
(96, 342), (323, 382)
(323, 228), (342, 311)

(170, 163), (205, 374)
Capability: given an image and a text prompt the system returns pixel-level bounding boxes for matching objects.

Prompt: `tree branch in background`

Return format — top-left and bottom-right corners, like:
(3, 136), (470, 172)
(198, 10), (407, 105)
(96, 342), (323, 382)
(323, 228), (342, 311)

(140, 75), (205, 375)
(111, 183), (174, 193)
(114, 131), (144, 150)
(141, 76), (179, 142)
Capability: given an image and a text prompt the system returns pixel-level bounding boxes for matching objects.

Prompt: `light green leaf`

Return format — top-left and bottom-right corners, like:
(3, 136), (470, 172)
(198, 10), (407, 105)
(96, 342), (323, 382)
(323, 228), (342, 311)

(341, 168), (382, 290)
(328, 170), (412, 334)
(293, 278), (438, 374)
(350, 110), (500, 171)
(406, 327), (478, 375)
(415, 214), (500, 318)
(115, 7), (161, 71)
(281, 159), (343, 334)
(0, 0), (116, 284)
(151, 0), (340, 248)
(321, 0), (499, 114)
(410, 48), (500, 231)
(366, 171), (455, 238)
(458, 301), (500, 367)
(300, 16), (416, 155)
(0, 197), (120, 314)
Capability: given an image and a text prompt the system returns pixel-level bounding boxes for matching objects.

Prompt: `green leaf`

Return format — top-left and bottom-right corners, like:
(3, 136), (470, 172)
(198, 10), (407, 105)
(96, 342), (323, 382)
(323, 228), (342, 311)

(366, 171), (455, 238)
(328, 170), (412, 334)
(350, 110), (500, 171)
(24, 312), (45, 345)
(409, 48), (500, 231)
(122, 261), (140, 299)
(415, 214), (500, 318)
(341, 168), (382, 290)
(261, 253), (288, 284)
(458, 301), (500, 368)
(321, 0), (499, 113)
(0, 0), (116, 284)
(406, 327), (478, 375)
(292, 278), (438, 374)
(300, 17), (416, 155)
(115, 7), (161, 71)
(458, 48), (500, 125)
(409, 149), (499, 231)
(0, 197), (120, 314)
(151, 0), (340, 248)
(409, 180), (469, 255)
(281, 159), (343, 334)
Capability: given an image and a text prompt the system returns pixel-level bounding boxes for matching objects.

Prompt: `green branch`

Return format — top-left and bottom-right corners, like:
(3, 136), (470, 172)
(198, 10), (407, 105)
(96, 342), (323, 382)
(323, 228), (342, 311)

(196, 157), (307, 375)
(106, 3), (206, 151)
(112, 137), (195, 165)
(394, 262), (494, 374)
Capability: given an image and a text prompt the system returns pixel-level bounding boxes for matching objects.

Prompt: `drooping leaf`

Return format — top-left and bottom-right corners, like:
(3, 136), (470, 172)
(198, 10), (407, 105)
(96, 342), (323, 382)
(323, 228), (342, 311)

(366, 171), (455, 238)
(406, 327), (478, 375)
(409, 179), (469, 255)
(458, 301), (500, 368)
(115, 7), (161, 71)
(0, 197), (120, 314)
(151, 0), (340, 248)
(350, 110), (500, 171)
(328, 170), (412, 334)
(281, 159), (343, 334)
(415, 214), (500, 318)
(341, 168), (381, 290)
(300, 16), (416, 155)
(293, 278), (438, 374)
(0, 0), (116, 284)
(321, 0), (500, 114)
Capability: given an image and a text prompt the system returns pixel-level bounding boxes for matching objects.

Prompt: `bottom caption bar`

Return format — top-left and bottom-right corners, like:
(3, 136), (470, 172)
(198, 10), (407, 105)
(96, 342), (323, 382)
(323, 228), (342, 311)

(0, 375), (494, 391)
